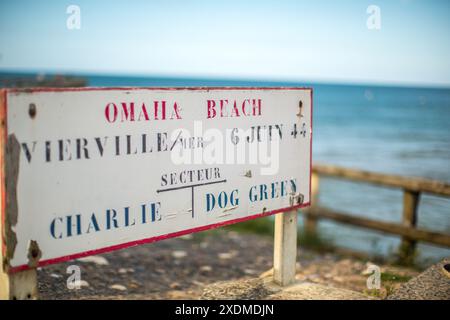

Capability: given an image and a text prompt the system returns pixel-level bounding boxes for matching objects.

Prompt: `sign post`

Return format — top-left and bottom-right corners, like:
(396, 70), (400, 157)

(0, 87), (312, 299)
(274, 210), (298, 286)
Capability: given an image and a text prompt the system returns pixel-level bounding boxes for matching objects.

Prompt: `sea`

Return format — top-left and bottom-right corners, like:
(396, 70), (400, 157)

(2, 72), (450, 265)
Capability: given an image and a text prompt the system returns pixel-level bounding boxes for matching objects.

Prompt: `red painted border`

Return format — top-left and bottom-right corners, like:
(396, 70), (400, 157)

(3, 87), (313, 274)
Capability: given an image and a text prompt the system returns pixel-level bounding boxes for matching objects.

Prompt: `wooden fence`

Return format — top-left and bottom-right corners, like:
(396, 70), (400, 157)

(303, 164), (450, 264)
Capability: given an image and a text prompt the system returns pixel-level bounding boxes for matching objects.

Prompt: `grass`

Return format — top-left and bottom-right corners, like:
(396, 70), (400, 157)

(364, 271), (412, 299)
(364, 286), (395, 299)
(222, 216), (335, 252)
(380, 272), (412, 283)
(297, 231), (334, 252)
(190, 216), (275, 242)
(224, 216), (274, 236)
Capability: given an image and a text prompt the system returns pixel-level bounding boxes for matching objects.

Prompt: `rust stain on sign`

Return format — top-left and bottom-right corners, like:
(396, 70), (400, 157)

(289, 192), (304, 206)
(297, 100), (304, 118)
(4, 133), (20, 266)
(27, 240), (42, 268)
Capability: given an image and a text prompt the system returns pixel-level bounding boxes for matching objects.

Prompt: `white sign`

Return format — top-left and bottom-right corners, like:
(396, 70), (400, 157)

(1, 87), (312, 272)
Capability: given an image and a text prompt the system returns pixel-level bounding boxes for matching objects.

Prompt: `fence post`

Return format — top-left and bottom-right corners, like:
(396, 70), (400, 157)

(399, 190), (420, 264)
(273, 210), (298, 286)
(0, 269), (38, 300)
(304, 172), (319, 235)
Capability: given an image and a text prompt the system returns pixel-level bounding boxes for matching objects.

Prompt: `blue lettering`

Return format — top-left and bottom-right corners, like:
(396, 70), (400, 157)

(206, 193), (215, 212)
(50, 217), (63, 239)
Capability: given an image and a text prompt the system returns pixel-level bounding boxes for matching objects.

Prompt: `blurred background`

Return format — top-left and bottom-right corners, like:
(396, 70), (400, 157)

(1, 0), (449, 266)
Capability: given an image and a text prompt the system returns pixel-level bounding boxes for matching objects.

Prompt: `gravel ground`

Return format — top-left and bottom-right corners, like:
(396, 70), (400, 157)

(388, 258), (450, 300)
(37, 230), (420, 299)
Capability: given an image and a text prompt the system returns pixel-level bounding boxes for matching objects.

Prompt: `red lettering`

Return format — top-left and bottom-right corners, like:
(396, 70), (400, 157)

(105, 103), (118, 122)
(154, 101), (166, 120)
(138, 103), (150, 121)
(242, 99), (251, 116)
(231, 100), (240, 117)
(172, 102), (182, 119)
(252, 99), (262, 116)
(105, 100), (182, 122)
(206, 98), (262, 118)
(121, 102), (135, 122)
(207, 100), (217, 118)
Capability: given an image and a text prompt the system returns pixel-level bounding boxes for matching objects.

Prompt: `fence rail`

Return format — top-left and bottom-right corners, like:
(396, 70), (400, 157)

(304, 164), (450, 264)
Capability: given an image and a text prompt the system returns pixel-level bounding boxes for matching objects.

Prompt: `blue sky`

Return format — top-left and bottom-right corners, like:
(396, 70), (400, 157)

(0, 0), (449, 86)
